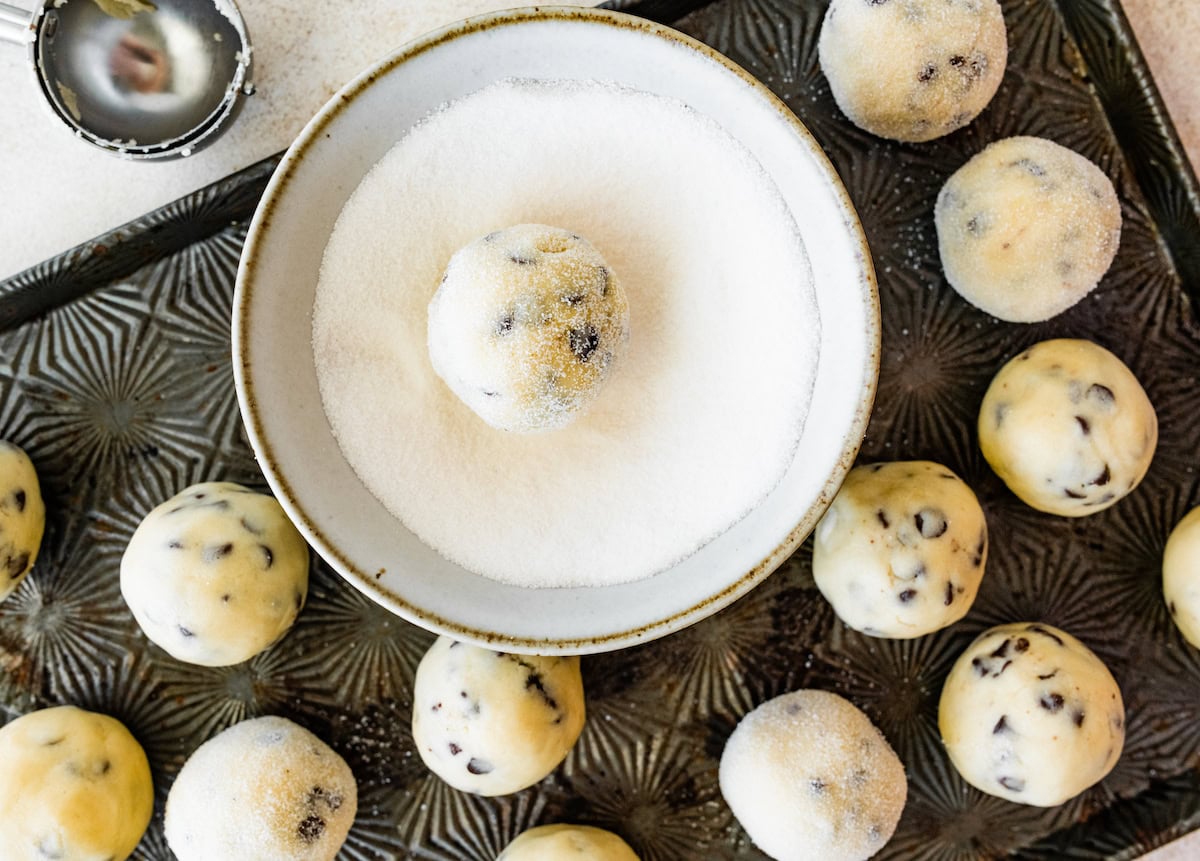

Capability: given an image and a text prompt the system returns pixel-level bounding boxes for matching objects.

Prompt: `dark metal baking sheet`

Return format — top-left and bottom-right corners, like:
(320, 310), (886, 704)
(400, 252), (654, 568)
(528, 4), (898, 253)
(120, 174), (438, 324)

(2, 0), (1199, 858)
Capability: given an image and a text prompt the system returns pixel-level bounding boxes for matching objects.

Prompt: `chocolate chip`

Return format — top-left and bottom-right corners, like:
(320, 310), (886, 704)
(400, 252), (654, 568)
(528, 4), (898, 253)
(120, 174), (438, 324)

(1075, 415), (1091, 435)
(918, 63), (937, 82)
(560, 293), (586, 306)
(949, 54), (966, 67)
(810, 778), (827, 793)
(297, 814), (326, 843)
(1037, 670), (1058, 680)
(597, 266), (611, 296)
(944, 582), (955, 606)
(495, 313), (515, 336)
(568, 326), (600, 362)
(1027, 625), (1065, 646)
(259, 544), (274, 568)
(876, 510), (890, 529)
(449, 742), (461, 755)
(1014, 638), (1030, 653)
(1088, 383), (1115, 406)
(989, 639), (1011, 660)
(525, 672), (559, 711)
(1170, 601), (1178, 616)
(993, 715), (1010, 734)
(43, 736), (64, 746)
(99, 759), (111, 775)
(1064, 488), (1086, 499)
(915, 508), (948, 538)
(294, 591), (303, 611)
(481, 390), (499, 398)
(466, 758), (494, 775)
(509, 253), (536, 266)
(972, 657), (986, 676)
(178, 625), (194, 638)
(12, 489), (25, 513)
(203, 543), (234, 563)
(998, 776), (1025, 792)
(1090, 465), (1111, 486)
(167, 540), (184, 550)
(431, 702), (442, 712)
(994, 402), (1008, 428)
(1072, 710), (1086, 728)
(4, 551), (29, 579)
(221, 593), (231, 603)
(1039, 693), (1065, 712)
(898, 589), (917, 603)
(1012, 158), (1047, 177)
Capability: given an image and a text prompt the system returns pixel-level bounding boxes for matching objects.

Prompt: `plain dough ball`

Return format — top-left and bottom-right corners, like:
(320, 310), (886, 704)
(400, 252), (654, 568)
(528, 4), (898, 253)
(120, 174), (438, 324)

(936, 136), (1122, 322)
(498, 824), (639, 860)
(120, 481), (310, 666)
(818, 0), (1007, 142)
(1164, 506), (1200, 647)
(719, 690), (907, 861)
(813, 461), (988, 638)
(0, 705), (153, 861)
(165, 716), (357, 861)
(978, 339), (1156, 516)
(0, 441), (46, 603)
(939, 622), (1124, 806)
(411, 636), (586, 796)
(427, 224), (630, 433)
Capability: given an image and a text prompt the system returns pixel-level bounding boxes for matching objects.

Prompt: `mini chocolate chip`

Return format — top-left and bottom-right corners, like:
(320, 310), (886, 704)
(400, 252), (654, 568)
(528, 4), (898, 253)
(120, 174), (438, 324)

(43, 736), (64, 746)
(1014, 638), (1030, 653)
(990, 639), (1011, 659)
(810, 778), (827, 794)
(294, 591), (303, 611)
(1075, 415), (1091, 435)
(1037, 670), (1058, 680)
(993, 715), (1010, 734)
(999, 776), (1025, 792)
(898, 589), (917, 603)
(1027, 625), (1065, 646)
(972, 657), (986, 676)
(449, 742), (462, 755)
(568, 326), (600, 362)
(876, 510), (890, 529)
(1090, 465), (1111, 486)
(994, 403), (1008, 428)
(1064, 488), (1086, 499)
(167, 540), (184, 550)
(1170, 601), (1178, 616)
(99, 759), (111, 775)
(1012, 158), (1047, 177)
(221, 593), (231, 603)
(918, 63), (937, 82)
(509, 253), (536, 266)
(495, 313), (515, 336)
(431, 702), (442, 712)
(944, 582), (955, 606)
(13, 489), (25, 512)
(1072, 710), (1086, 728)
(204, 543), (234, 563)
(467, 758), (494, 775)
(260, 544), (274, 568)
(481, 390), (499, 398)
(915, 508), (948, 538)
(949, 54), (966, 67)
(178, 625), (194, 638)
(4, 551), (29, 579)
(297, 814), (326, 843)
(560, 293), (585, 306)
(966, 215), (982, 235)
(1088, 383), (1115, 406)
(1039, 693), (1065, 712)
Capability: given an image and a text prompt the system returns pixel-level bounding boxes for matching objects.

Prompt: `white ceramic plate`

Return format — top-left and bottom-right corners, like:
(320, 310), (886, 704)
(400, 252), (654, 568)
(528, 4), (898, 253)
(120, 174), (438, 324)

(233, 6), (879, 654)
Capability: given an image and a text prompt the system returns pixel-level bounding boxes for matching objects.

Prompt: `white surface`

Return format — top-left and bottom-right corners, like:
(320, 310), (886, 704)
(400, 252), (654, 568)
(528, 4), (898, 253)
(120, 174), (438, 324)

(234, 7), (878, 653)
(0, 0), (591, 278)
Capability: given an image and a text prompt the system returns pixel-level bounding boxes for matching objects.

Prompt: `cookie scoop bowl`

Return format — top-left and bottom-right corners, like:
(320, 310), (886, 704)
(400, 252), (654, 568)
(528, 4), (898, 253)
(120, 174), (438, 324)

(233, 7), (879, 654)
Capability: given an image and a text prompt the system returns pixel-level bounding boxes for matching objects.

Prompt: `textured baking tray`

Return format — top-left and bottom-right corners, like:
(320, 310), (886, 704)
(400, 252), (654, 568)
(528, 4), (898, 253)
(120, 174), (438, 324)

(2, 0), (1199, 858)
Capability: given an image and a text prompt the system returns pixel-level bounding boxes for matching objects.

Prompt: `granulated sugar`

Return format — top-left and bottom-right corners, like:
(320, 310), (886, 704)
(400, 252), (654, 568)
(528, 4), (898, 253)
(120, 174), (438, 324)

(313, 79), (819, 588)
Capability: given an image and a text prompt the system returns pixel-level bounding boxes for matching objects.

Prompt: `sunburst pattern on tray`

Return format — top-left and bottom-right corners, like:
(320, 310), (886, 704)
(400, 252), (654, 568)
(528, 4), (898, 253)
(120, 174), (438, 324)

(2, 0), (1200, 858)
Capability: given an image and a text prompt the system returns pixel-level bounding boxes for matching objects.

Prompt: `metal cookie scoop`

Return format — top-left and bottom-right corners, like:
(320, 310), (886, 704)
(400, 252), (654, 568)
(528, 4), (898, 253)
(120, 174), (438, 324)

(0, 0), (253, 160)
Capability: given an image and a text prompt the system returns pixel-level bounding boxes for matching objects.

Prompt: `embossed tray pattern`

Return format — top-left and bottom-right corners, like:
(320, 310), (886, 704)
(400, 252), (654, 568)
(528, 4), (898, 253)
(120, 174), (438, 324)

(2, 0), (1199, 858)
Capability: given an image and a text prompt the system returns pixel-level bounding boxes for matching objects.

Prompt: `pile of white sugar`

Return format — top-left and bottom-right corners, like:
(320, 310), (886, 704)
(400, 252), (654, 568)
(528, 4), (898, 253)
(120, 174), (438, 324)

(313, 79), (819, 588)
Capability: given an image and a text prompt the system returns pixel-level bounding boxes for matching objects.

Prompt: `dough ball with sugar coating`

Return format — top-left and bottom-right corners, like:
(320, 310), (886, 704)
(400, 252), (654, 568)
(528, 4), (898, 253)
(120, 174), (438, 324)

(936, 136), (1121, 322)
(0, 705), (153, 861)
(939, 622), (1125, 806)
(427, 224), (630, 433)
(814, 460), (988, 638)
(120, 481), (310, 666)
(719, 690), (907, 861)
(411, 636), (586, 796)
(498, 824), (639, 860)
(978, 339), (1156, 517)
(818, 0), (1007, 142)
(0, 441), (45, 603)
(1164, 506), (1200, 648)
(165, 716), (357, 861)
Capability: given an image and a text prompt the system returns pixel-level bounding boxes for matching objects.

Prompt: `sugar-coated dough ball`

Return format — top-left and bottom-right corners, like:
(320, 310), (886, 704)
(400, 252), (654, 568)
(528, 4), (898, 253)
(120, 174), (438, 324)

(0, 705), (153, 861)
(814, 461), (988, 638)
(818, 0), (1007, 142)
(939, 622), (1124, 806)
(165, 716), (357, 861)
(498, 824), (640, 860)
(120, 481), (310, 666)
(978, 339), (1156, 517)
(936, 136), (1121, 322)
(0, 441), (45, 603)
(411, 637), (586, 796)
(719, 690), (907, 861)
(1164, 506), (1200, 648)
(427, 224), (630, 433)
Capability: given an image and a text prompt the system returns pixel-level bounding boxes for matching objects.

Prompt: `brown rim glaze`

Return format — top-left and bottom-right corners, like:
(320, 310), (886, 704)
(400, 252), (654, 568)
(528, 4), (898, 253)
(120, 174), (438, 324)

(233, 5), (880, 654)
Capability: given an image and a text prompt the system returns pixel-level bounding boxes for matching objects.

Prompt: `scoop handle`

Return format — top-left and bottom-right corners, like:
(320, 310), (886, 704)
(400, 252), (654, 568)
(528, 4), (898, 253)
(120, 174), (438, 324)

(0, 2), (32, 43)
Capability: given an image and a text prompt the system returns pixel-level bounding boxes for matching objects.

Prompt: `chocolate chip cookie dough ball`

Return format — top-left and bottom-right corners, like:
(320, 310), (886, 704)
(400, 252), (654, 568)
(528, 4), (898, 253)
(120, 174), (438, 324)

(120, 481), (310, 666)
(498, 824), (640, 861)
(719, 690), (907, 861)
(0, 705), (153, 861)
(818, 0), (1007, 142)
(813, 461), (988, 639)
(1164, 506), (1200, 648)
(411, 637), (586, 796)
(939, 623), (1124, 806)
(978, 340), (1156, 516)
(427, 224), (630, 433)
(165, 716), (357, 861)
(0, 441), (45, 603)
(936, 137), (1122, 322)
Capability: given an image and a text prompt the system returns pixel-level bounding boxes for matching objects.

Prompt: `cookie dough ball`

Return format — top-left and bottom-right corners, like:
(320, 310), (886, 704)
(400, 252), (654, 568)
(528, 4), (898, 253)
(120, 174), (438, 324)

(165, 716), (356, 861)
(814, 461), (988, 638)
(411, 636), (586, 796)
(498, 824), (639, 860)
(1164, 506), (1200, 648)
(818, 0), (1007, 142)
(719, 690), (907, 861)
(936, 136), (1122, 322)
(939, 622), (1124, 806)
(120, 481), (310, 666)
(0, 705), (153, 861)
(427, 224), (630, 433)
(978, 339), (1156, 516)
(0, 441), (46, 603)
